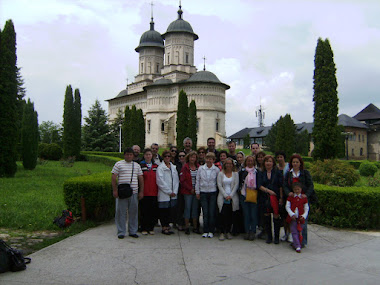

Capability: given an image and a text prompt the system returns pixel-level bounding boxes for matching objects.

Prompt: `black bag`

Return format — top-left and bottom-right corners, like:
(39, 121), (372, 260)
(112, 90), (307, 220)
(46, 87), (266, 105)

(117, 163), (134, 199)
(53, 210), (74, 228)
(0, 239), (31, 273)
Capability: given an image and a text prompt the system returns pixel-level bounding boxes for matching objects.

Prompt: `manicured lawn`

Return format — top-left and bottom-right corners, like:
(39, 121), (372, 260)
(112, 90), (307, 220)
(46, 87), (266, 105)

(0, 161), (111, 231)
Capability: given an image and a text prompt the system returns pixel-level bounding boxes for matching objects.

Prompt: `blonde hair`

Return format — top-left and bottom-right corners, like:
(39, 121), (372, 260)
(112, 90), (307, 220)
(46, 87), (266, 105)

(222, 157), (237, 172)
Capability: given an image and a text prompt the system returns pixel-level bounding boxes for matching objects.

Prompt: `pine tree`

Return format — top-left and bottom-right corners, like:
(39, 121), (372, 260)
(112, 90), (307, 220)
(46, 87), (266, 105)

(22, 99), (38, 170)
(62, 85), (75, 158)
(312, 38), (339, 160)
(295, 130), (310, 156)
(73, 88), (81, 158)
(265, 122), (279, 153)
(130, 105), (138, 146)
(122, 105), (131, 149)
(82, 100), (114, 151)
(15, 67), (26, 159)
(243, 133), (250, 149)
(275, 114), (296, 159)
(0, 20), (18, 177)
(176, 89), (189, 147)
(136, 108), (145, 148)
(188, 100), (197, 150)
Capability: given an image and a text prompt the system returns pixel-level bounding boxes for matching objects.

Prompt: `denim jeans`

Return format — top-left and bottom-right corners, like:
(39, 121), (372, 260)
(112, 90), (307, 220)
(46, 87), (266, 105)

(200, 192), (217, 233)
(183, 194), (199, 219)
(240, 194), (258, 233)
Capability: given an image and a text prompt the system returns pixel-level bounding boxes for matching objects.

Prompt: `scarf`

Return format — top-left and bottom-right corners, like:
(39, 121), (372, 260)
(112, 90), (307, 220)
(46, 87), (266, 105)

(245, 166), (257, 188)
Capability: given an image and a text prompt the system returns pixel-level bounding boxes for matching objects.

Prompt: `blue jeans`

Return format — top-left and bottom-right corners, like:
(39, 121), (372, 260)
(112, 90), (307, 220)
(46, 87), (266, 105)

(240, 194), (258, 233)
(302, 203), (309, 246)
(183, 194), (199, 219)
(115, 194), (138, 236)
(200, 192), (217, 233)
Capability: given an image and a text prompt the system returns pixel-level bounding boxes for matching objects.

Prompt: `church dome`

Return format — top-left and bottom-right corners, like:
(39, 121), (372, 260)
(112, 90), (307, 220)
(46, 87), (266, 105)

(187, 71), (221, 83)
(135, 21), (164, 52)
(162, 6), (198, 40)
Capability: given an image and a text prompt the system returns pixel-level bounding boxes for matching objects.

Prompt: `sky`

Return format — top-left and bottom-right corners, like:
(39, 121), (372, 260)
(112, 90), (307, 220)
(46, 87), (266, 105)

(1, 0), (379, 136)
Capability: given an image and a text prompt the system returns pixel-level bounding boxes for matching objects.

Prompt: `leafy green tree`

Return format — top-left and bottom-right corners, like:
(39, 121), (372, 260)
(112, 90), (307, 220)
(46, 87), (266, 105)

(130, 105), (138, 146)
(188, 100), (197, 150)
(295, 130), (310, 156)
(265, 122), (279, 152)
(122, 105), (132, 149)
(73, 88), (81, 158)
(136, 108), (145, 148)
(243, 133), (250, 149)
(82, 100), (114, 151)
(15, 67), (26, 159)
(39, 121), (62, 144)
(22, 99), (38, 170)
(0, 20), (18, 177)
(176, 89), (189, 147)
(312, 38), (339, 160)
(275, 114), (296, 159)
(62, 85), (75, 157)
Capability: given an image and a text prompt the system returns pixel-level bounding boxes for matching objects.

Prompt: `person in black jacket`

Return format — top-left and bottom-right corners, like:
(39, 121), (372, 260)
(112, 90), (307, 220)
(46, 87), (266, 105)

(283, 154), (316, 247)
(258, 155), (283, 244)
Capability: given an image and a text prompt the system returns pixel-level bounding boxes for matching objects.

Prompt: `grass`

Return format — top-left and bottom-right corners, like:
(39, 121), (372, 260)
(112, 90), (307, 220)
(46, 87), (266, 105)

(0, 160), (111, 231)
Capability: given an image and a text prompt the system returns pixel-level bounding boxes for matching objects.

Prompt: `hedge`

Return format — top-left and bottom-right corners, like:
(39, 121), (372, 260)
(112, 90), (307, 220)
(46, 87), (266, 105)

(64, 171), (115, 221)
(310, 183), (380, 230)
(83, 154), (121, 167)
(81, 151), (124, 159)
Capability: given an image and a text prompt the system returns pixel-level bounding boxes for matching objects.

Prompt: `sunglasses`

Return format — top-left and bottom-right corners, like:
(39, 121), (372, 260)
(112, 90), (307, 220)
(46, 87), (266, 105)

(178, 155), (185, 157)
(164, 155), (171, 158)
(171, 150), (177, 152)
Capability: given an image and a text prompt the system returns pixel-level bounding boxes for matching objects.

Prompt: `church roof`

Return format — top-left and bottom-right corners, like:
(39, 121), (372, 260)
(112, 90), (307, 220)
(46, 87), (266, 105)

(353, 103), (380, 121)
(162, 5), (198, 40)
(151, 78), (173, 85)
(115, 89), (128, 98)
(338, 114), (368, 129)
(187, 71), (221, 83)
(135, 21), (164, 52)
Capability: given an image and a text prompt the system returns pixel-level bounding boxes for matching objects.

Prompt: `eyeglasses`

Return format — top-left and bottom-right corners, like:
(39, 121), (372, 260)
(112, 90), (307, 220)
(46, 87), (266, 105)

(171, 150), (177, 152)
(164, 155), (171, 158)
(198, 151), (205, 154)
(178, 155), (185, 157)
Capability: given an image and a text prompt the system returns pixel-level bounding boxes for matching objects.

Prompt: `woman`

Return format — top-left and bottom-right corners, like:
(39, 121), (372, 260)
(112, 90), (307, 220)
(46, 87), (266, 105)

(215, 150), (228, 170)
(139, 148), (159, 235)
(170, 146), (179, 165)
(256, 151), (266, 172)
(180, 151), (200, 234)
(236, 151), (245, 171)
(197, 147), (206, 165)
(239, 155), (258, 241)
(258, 155), (283, 244)
(175, 149), (186, 231)
(217, 158), (239, 240)
(156, 150), (179, 235)
(255, 150), (266, 239)
(284, 154), (315, 247)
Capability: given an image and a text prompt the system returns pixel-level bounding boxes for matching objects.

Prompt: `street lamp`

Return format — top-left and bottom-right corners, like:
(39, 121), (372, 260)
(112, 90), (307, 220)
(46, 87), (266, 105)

(119, 124), (122, 153)
(341, 131), (353, 160)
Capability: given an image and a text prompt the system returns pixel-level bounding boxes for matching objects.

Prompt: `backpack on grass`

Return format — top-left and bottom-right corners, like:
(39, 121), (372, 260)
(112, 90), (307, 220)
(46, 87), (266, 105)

(53, 210), (74, 228)
(0, 239), (31, 273)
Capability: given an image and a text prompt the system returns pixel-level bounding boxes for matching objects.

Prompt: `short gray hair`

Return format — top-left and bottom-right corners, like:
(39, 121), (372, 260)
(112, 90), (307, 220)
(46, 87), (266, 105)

(183, 137), (192, 144)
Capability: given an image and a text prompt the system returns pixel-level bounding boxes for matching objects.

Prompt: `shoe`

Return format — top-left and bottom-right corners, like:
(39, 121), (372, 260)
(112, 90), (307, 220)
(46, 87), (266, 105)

(118, 235), (124, 239)
(226, 233), (232, 240)
(249, 232), (255, 241)
(257, 230), (266, 240)
(129, 234), (139, 238)
(148, 231), (155, 235)
(193, 228), (201, 234)
(185, 228), (190, 235)
(301, 244), (306, 248)
(162, 230), (171, 235)
(219, 233), (225, 241)
(168, 231), (175, 235)
(244, 233), (250, 240)
(280, 233), (289, 242)
(296, 247), (301, 253)
(207, 232), (214, 238)
(141, 231), (148, 235)
(202, 233), (208, 238)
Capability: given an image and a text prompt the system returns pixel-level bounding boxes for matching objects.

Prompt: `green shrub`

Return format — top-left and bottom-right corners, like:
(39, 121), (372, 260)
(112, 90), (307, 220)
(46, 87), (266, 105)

(347, 160), (362, 169)
(304, 161), (312, 170)
(83, 154), (120, 167)
(367, 177), (380, 187)
(374, 161), (380, 169)
(310, 183), (380, 229)
(81, 151), (124, 159)
(64, 171), (114, 221)
(39, 143), (63, 160)
(359, 161), (378, 177)
(310, 159), (359, 187)
(301, 156), (313, 163)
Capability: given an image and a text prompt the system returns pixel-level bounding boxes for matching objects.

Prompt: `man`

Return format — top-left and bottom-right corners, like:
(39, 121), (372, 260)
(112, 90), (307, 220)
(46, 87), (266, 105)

(251, 143), (260, 156)
(151, 143), (162, 165)
(112, 148), (144, 239)
(206, 137), (219, 161)
(183, 137), (193, 154)
(132, 145), (141, 163)
(227, 140), (237, 160)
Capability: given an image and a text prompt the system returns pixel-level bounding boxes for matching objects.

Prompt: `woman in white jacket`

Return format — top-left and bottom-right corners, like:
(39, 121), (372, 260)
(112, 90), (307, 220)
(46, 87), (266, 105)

(217, 158), (239, 240)
(156, 150), (179, 235)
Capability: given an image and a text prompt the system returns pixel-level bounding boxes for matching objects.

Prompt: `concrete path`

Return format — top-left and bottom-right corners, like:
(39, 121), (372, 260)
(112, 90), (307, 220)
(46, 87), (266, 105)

(1, 223), (379, 285)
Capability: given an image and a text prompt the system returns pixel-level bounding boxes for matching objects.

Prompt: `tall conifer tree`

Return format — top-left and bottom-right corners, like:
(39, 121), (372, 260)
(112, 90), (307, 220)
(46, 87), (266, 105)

(188, 100), (197, 150)
(275, 114), (296, 159)
(312, 38), (339, 160)
(73, 88), (81, 158)
(0, 20), (18, 177)
(122, 105), (131, 149)
(22, 99), (38, 170)
(176, 89), (188, 147)
(62, 85), (75, 158)
(136, 109), (145, 148)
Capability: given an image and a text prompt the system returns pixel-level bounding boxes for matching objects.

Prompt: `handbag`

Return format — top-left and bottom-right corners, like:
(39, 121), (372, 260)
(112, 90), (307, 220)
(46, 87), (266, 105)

(118, 163), (134, 199)
(245, 187), (258, 203)
(0, 239), (31, 273)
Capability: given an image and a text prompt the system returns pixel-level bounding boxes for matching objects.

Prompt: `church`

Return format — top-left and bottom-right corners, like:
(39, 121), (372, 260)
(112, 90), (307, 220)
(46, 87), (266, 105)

(107, 4), (229, 148)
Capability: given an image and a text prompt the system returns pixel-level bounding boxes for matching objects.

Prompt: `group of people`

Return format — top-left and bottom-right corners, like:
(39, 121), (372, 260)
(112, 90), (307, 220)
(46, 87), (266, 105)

(111, 137), (316, 253)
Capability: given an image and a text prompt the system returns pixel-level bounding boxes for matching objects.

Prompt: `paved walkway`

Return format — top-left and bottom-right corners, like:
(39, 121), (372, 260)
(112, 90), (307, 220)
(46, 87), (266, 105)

(1, 223), (379, 285)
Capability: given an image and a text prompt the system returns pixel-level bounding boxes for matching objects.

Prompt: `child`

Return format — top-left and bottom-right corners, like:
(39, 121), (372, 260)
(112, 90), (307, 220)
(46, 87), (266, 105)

(285, 182), (309, 253)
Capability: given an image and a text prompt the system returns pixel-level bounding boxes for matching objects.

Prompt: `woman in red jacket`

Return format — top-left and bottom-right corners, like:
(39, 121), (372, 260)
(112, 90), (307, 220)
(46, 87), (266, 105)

(180, 151), (200, 234)
(139, 148), (159, 235)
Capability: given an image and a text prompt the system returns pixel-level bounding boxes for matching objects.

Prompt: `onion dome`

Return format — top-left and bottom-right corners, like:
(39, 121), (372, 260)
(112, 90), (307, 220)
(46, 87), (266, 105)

(162, 4), (198, 40)
(135, 18), (164, 52)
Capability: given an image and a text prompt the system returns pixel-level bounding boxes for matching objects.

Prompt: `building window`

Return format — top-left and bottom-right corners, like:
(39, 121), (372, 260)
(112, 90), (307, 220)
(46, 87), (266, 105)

(186, 53), (189, 64)
(362, 135), (365, 143)
(352, 148), (354, 156)
(216, 120), (219, 132)
(147, 120), (151, 133)
(360, 148), (363, 156)
(196, 120), (199, 132)
(359, 135), (361, 142)
(161, 121), (165, 132)
(167, 53), (170, 64)
(141, 63), (144, 74)
(156, 63), (159, 73)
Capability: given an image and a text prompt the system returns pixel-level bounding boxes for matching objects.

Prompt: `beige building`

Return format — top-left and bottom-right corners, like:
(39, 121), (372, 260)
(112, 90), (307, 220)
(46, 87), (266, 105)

(107, 5), (229, 148)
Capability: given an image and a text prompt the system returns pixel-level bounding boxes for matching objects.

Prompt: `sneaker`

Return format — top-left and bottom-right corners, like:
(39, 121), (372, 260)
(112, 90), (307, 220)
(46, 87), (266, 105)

(226, 233), (232, 240)
(129, 234), (139, 238)
(296, 247), (301, 253)
(280, 233), (289, 242)
(219, 233), (225, 241)
(118, 235), (124, 239)
(148, 231), (155, 235)
(202, 233), (208, 238)
(141, 231), (148, 235)
(207, 232), (214, 238)
(244, 233), (250, 240)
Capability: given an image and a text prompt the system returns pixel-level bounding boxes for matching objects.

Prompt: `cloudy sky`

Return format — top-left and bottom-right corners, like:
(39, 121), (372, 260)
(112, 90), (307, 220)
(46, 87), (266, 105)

(1, 0), (379, 136)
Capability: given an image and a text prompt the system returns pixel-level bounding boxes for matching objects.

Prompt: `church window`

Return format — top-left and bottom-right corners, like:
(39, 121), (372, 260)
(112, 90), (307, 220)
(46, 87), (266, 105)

(196, 119), (199, 132)
(167, 53), (170, 64)
(216, 120), (219, 132)
(147, 120), (151, 133)
(156, 63), (159, 73)
(186, 53), (189, 64)
(161, 121), (165, 132)
(148, 62), (151, 74)
(141, 63), (144, 74)
(175, 51), (179, 64)
(360, 148), (363, 156)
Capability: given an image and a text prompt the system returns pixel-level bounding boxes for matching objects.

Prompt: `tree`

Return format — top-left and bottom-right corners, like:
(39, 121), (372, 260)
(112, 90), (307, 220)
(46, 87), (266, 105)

(0, 20), (18, 177)
(73, 88), (81, 158)
(39, 121), (62, 144)
(62, 85), (75, 157)
(275, 114), (296, 159)
(265, 123), (279, 153)
(122, 105), (132, 149)
(188, 100), (197, 150)
(136, 108), (145, 148)
(22, 99), (38, 170)
(15, 67), (26, 159)
(176, 89), (189, 148)
(82, 100), (114, 151)
(243, 133), (250, 149)
(312, 38), (339, 160)
(295, 130), (310, 156)
(110, 108), (124, 151)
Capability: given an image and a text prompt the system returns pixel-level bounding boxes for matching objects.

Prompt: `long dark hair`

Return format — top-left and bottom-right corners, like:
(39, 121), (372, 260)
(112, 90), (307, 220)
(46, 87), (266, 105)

(289, 154), (304, 170)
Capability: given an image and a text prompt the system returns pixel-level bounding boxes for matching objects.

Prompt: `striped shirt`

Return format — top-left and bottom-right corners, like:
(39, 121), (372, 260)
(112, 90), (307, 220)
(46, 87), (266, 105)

(111, 160), (143, 194)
